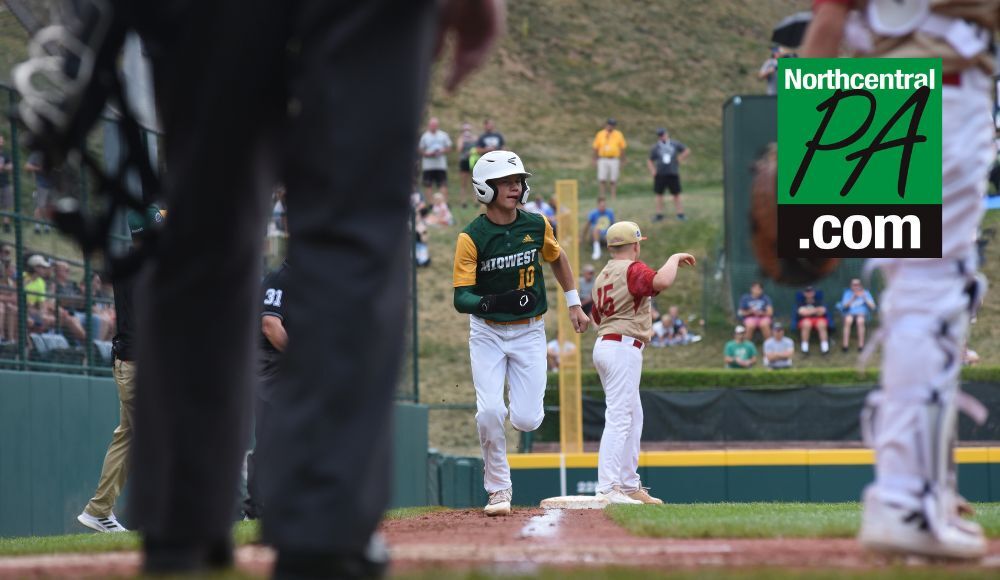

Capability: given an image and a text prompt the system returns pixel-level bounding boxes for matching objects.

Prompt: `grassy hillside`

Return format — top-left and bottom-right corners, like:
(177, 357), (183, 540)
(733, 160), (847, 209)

(426, 0), (809, 190)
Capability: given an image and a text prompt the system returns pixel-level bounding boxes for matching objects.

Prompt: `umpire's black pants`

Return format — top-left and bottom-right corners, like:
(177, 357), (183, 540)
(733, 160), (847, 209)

(131, 0), (435, 565)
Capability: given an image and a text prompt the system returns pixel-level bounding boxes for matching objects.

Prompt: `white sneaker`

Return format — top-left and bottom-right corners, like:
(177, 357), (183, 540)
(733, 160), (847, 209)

(77, 511), (128, 533)
(591, 249), (601, 260)
(858, 492), (985, 560)
(484, 488), (512, 517)
(597, 485), (643, 505)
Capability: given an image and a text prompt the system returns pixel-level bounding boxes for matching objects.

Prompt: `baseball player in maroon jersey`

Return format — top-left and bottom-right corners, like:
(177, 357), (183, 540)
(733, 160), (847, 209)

(590, 221), (695, 504)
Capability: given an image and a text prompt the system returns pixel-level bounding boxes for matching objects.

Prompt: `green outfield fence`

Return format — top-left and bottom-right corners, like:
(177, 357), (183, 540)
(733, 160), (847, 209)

(0, 83), (420, 399)
(721, 94), (878, 320)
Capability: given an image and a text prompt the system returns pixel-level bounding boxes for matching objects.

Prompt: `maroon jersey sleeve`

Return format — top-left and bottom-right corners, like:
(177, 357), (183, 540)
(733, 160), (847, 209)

(626, 261), (659, 299)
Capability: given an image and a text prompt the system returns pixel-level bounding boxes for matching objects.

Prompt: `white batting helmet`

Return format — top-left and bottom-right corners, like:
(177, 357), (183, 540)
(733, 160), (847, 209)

(472, 150), (532, 205)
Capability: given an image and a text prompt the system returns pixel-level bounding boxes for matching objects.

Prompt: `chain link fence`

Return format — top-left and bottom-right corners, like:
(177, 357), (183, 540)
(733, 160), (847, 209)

(0, 83), (422, 396)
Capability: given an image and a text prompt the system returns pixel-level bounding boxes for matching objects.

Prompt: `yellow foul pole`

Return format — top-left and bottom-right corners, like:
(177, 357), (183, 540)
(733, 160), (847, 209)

(555, 180), (583, 455)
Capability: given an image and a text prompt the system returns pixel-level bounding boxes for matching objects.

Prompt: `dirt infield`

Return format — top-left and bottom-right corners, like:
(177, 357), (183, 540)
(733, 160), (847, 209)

(0, 509), (998, 577)
(381, 508), (1000, 574)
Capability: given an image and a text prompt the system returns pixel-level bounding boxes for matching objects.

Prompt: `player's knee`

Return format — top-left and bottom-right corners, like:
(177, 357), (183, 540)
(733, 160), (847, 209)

(511, 409), (544, 433)
(475, 404), (507, 427)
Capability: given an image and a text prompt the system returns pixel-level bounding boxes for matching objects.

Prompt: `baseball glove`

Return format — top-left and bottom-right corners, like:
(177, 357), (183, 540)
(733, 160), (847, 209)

(749, 143), (839, 285)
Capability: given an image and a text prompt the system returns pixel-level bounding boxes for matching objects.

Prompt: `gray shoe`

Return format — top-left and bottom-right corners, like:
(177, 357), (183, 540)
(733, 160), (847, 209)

(484, 487), (512, 516)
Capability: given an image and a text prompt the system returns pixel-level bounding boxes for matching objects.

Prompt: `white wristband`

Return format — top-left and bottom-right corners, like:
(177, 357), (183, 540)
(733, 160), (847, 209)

(564, 289), (581, 308)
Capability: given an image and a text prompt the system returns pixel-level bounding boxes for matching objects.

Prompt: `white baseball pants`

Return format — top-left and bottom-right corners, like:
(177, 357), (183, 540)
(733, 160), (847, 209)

(469, 315), (547, 493)
(593, 336), (644, 494)
(865, 68), (993, 519)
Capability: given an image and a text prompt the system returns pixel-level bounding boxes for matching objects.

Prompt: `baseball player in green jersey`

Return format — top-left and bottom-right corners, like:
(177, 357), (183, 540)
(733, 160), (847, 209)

(453, 150), (590, 516)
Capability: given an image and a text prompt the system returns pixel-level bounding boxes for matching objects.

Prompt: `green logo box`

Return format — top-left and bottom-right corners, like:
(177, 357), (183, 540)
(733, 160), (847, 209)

(777, 58), (942, 258)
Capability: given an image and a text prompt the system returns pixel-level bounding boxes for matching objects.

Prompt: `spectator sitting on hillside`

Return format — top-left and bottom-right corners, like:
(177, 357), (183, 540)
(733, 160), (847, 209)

(524, 196), (555, 231)
(90, 272), (117, 337)
(24, 152), (54, 235)
(793, 285), (831, 355)
(839, 278), (876, 353)
(737, 281), (773, 340)
(652, 305), (701, 346)
(724, 325), (757, 369)
(763, 322), (794, 369)
(24, 255), (55, 334)
(546, 338), (577, 372)
(414, 205), (431, 267)
(0, 135), (12, 234)
(425, 192), (454, 227)
(963, 346), (980, 366)
(53, 261), (92, 335)
(547, 195), (559, 234)
(578, 263), (595, 316)
(40, 259), (87, 343)
(269, 185), (288, 236)
(586, 195), (615, 260)
(0, 254), (16, 343)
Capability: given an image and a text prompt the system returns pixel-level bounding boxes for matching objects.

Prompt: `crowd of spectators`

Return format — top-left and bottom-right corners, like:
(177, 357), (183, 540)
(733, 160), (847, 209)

(725, 279), (881, 369)
(0, 244), (114, 351)
(651, 303), (701, 347)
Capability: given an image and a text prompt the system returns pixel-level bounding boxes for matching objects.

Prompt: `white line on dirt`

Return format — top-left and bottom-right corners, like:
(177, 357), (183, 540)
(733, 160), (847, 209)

(519, 509), (563, 538)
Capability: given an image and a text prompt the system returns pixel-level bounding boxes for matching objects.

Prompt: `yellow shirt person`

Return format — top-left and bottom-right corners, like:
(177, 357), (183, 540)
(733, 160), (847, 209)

(592, 118), (627, 200)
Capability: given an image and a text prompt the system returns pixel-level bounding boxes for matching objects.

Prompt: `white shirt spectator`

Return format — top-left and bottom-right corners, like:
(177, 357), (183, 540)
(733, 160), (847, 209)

(419, 130), (452, 171)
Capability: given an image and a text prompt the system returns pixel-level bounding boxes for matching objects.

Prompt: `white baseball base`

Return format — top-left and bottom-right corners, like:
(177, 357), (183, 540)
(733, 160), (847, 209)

(539, 495), (610, 510)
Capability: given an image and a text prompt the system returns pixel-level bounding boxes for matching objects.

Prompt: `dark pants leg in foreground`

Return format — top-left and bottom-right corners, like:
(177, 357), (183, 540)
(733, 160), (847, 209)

(130, 0), (435, 573)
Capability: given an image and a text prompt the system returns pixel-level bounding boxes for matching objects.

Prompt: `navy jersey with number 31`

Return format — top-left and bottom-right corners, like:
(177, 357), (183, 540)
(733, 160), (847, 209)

(260, 262), (289, 354)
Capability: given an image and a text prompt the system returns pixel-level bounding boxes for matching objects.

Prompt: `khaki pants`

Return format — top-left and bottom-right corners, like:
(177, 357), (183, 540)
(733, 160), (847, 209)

(85, 359), (136, 518)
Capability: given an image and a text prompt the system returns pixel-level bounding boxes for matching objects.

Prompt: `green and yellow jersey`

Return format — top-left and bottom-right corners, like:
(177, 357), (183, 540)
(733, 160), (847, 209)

(453, 210), (561, 322)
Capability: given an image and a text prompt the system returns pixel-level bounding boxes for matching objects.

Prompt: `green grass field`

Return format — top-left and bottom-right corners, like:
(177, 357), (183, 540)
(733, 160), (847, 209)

(606, 502), (1000, 539)
(0, 507), (444, 557)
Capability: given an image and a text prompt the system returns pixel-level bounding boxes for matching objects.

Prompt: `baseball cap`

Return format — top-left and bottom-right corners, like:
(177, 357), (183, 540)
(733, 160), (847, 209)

(734, 325), (746, 334)
(656, 128), (666, 136)
(583, 263), (595, 273)
(772, 322), (784, 331)
(606, 117), (617, 126)
(804, 285), (815, 292)
(27, 254), (51, 268)
(127, 204), (164, 235)
(605, 221), (647, 247)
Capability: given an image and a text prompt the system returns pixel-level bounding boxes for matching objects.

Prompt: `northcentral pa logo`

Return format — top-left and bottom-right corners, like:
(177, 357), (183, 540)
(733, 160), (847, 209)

(777, 58), (942, 258)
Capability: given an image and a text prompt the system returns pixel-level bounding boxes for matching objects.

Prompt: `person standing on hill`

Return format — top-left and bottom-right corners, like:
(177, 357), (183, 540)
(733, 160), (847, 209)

(419, 117), (453, 202)
(647, 128), (690, 222)
(592, 118), (627, 202)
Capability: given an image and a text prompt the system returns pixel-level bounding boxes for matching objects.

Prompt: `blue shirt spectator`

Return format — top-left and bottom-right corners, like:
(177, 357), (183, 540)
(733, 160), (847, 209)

(587, 196), (615, 260)
(839, 286), (875, 317)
